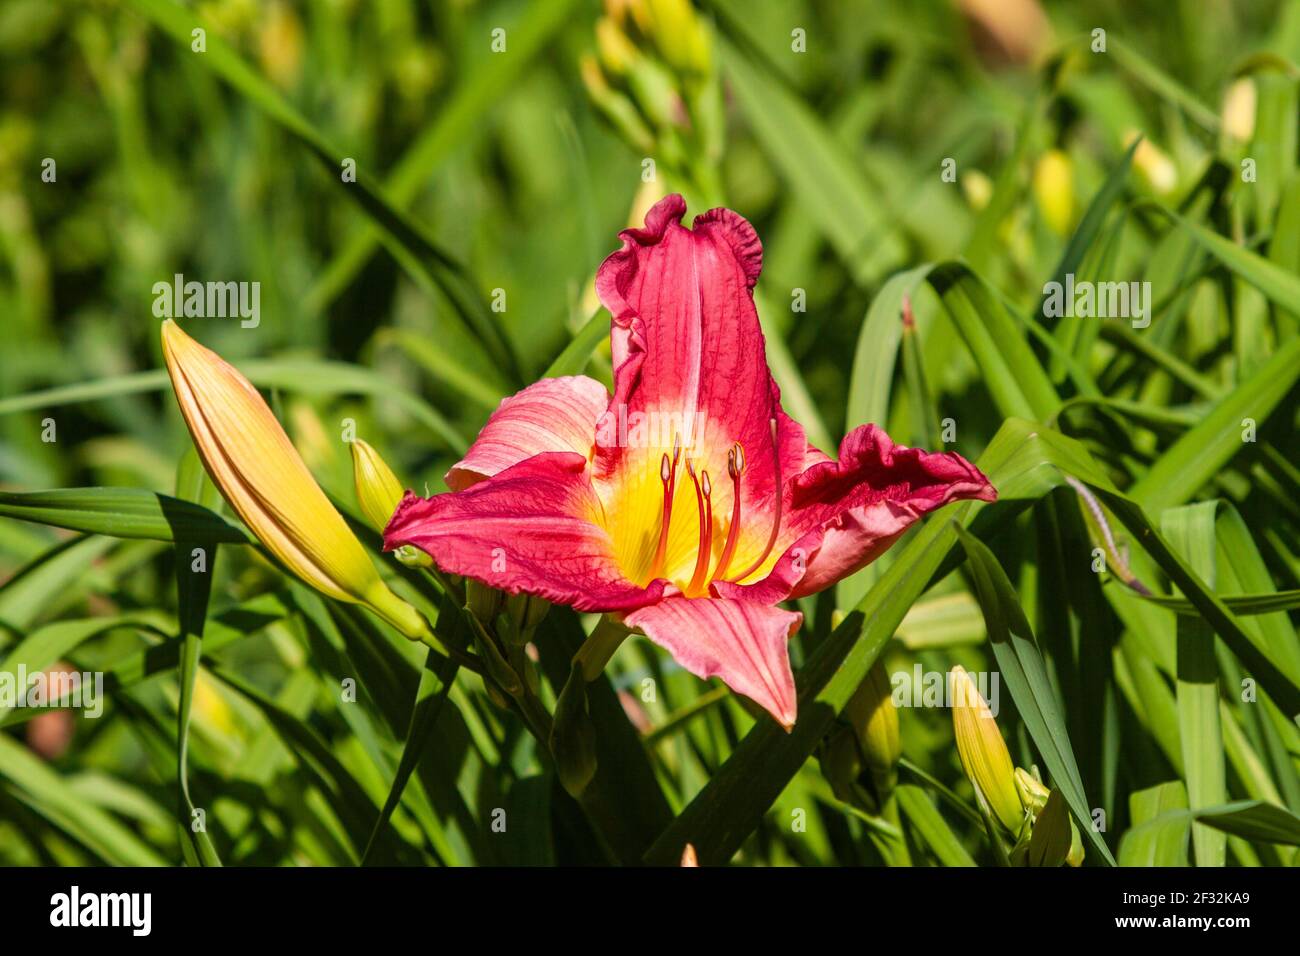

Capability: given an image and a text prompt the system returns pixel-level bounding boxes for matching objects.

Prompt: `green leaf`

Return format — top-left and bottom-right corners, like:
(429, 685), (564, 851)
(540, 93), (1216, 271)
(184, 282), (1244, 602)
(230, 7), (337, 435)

(895, 784), (976, 866)
(1161, 502), (1227, 867)
(1194, 799), (1300, 846)
(1118, 782), (1191, 866)
(172, 458), (223, 866)
(953, 523), (1116, 865)
(0, 488), (247, 544)
(0, 735), (167, 866)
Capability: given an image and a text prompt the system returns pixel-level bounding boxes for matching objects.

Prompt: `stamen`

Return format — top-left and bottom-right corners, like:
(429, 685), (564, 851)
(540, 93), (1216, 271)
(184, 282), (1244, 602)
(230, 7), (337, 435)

(648, 438), (680, 579)
(729, 419), (783, 583)
(687, 466), (714, 594)
(712, 443), (745, 581)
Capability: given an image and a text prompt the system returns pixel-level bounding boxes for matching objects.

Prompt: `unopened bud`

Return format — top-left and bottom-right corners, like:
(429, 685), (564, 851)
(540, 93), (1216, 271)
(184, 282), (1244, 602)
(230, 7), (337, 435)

(1032, 149), (1075, 236)
(951, 666), (1024, 835)
(843, 659), (900, 795)
(1014, 766), (1050, 815)
(350, 439), (405, 534)
(466, 578), (504, 627)
(550, 660), (598, 799)
(1025, 789), (1071, 867)
(1221, 77), (1256, 143)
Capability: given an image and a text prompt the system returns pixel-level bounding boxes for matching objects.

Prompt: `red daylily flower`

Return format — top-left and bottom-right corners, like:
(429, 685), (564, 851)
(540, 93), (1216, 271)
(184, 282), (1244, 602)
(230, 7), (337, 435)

(385, 195), (996, 729)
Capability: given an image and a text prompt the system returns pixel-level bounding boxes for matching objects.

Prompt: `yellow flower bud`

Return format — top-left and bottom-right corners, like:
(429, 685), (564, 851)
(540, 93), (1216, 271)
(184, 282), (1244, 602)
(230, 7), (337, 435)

(645, 0), (710, 75)
(1067, 818), (1084, 867)
(961, 169), (993, 211)
(950, 666), (1024, 835)
(1032, 149), (1075, 237)
(1221, 77), (1256, 143)
(161, 320), (431, 642)
(1124, 130), (1177, 195)
(595, 17), (640, 77)
(350, 439), (404, 534)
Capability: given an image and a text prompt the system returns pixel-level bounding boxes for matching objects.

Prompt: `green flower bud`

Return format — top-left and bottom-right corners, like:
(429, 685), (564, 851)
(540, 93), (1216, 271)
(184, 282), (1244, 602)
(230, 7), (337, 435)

(1014, 766), (1050, 815)
(550, 660), (598, 799)
(844, 659), (901, 777)
(504, 592), (550, 645)
(1025, 789), (1071, 867)
(349, 439), (404, 534)
(465, 578), (504, 627)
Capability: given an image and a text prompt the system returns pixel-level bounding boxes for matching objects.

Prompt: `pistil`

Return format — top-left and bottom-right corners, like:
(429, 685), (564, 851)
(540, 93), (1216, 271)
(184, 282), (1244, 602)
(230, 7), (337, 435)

(687, 465), (714, 594)
(729, 418), (783, 583)
(648, 433), (681, 580)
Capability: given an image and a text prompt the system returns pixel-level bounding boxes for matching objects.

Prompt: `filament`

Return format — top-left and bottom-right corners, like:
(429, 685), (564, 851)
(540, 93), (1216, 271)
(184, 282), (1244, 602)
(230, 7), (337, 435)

(729, 419), (782, 583)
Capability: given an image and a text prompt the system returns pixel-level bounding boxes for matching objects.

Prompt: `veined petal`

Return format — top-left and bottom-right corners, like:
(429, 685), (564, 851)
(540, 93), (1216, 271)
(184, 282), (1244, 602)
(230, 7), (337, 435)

(446, 376), (610, 491)
(624, 595), (801, 730)
(385, 452), (661, 613)
(716, 424), (996, 603)
(592, 195), (806, 584)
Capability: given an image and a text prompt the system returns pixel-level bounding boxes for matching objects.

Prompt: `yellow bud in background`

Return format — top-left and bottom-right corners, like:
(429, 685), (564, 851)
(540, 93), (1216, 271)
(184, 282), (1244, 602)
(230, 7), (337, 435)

(1221, 77), (1256, 143)
(645, 0), (710, 75)
(350, 439), (404, 534)
(595, 17), (640, 77)
(1032, 148), (1075, 236)
(161, 320), (431, 643)
(257, 1), (303, 90)
(950, 665), (1024, 835)
(1124, 130), (1177, 195)
(961, 169), (993, 211)
(844, 659), (901, 779)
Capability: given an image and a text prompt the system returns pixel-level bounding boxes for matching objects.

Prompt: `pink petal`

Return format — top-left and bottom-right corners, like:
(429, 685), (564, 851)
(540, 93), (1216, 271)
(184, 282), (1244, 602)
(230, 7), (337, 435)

(384, 452), (661, 612)
(716, 424), (996, 603)
(624, 595), (802, 730)
(446, 376), (610, 492)
(592, 196), (805, 537)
